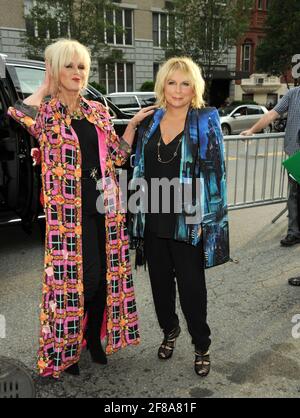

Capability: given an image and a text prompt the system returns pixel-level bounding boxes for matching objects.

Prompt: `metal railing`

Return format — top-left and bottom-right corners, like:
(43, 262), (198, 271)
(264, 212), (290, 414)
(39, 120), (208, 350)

(224, 132), (288, 210)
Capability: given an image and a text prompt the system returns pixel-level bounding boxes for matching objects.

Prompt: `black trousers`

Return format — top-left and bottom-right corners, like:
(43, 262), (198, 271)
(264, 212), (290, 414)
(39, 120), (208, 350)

(81, 178), (106, 303)
(144, 231), (211, 352)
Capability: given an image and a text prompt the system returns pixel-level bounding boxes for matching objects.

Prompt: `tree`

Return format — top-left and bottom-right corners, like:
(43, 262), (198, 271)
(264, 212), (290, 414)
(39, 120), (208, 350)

(165, 0), (253, 97)
(256, 0), (300, 87)
(140, 81), (155, 92)
(23, 0), (123, 84)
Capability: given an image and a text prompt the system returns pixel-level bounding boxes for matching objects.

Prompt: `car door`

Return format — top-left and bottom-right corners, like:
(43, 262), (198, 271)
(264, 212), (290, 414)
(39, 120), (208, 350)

(230, 106), (247, 134)
(246, 106), (262, 129)
(0, 68), (40, 227)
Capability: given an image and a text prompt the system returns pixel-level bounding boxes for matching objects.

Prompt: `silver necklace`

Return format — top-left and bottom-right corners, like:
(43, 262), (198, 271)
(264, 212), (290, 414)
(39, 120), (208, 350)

(157, 135), (182, 164)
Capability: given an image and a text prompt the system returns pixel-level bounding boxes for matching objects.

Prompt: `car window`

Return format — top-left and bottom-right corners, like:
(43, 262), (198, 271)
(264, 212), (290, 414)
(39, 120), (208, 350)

(109, 96), (139, 108)
(234, 107), (247, 116)
(218, 106), (236, 116)
(247, 107), (261, 115)
(13, 66), (45, 98)
(139, 96), (156, 107)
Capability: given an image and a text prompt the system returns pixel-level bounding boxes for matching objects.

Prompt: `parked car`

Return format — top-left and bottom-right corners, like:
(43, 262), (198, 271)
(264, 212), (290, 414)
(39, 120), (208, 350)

(218, 104), (272, 136)
(0, 55), (132, 228)
(106, 92), (156, 115)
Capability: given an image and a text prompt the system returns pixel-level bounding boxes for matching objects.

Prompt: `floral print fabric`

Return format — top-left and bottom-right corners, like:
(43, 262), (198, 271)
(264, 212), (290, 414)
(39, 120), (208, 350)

(8, 97), (140, 378)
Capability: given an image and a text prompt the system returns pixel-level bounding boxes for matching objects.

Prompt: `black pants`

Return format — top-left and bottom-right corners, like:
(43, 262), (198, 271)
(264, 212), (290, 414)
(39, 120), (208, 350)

(144, 231), (211, 352)
(82, 178), (106, 303)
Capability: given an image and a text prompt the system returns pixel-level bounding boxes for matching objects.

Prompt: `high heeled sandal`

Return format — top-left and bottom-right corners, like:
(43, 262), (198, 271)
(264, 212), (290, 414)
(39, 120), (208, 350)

(158, 326), (181, 360)
(194, 351), (210, 377)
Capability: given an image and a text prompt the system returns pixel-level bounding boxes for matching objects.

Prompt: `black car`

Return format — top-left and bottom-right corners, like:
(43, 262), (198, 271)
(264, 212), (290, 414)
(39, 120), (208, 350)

(0, 55), (132, 229)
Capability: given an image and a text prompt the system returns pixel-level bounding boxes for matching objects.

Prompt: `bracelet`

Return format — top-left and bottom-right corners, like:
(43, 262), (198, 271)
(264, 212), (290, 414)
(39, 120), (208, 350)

(128, 121), (138, 131)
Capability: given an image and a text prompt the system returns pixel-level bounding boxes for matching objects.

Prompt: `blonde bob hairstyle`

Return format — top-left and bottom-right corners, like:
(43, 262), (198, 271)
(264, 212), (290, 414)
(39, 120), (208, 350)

(45, 39), (91, 93)
(155, 57), (205, 109)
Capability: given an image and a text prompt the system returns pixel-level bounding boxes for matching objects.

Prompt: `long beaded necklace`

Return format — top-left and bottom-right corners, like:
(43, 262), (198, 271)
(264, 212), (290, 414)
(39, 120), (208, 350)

(157, 135), (183, 164)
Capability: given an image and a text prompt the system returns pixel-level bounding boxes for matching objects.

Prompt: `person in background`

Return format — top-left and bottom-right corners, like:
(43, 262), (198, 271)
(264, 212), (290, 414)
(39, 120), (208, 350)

(241, 86), (300, 286)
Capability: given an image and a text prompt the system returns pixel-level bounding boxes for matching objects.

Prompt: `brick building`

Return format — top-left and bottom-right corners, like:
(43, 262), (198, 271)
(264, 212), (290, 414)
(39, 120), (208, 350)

(235, 0), (289, 106)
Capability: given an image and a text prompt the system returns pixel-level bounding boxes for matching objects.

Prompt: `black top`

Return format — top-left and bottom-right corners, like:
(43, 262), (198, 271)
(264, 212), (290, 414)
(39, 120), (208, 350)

(71, 117), (100, 171)
(71, 117), (102, 215)
(144, 125), (183, 238)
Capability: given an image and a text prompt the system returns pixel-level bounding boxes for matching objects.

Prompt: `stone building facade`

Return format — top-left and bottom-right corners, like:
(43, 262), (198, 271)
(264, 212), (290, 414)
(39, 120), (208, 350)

(0, 0), (236, 103)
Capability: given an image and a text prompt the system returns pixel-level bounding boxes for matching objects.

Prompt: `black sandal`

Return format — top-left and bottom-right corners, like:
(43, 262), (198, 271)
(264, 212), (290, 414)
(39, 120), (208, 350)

(158, 326), (181, 360)
(194, 351), (210, 377)
(288, 276), (300, 286)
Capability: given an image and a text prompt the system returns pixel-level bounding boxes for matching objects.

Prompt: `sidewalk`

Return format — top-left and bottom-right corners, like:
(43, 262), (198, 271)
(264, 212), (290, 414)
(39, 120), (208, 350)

(0, 203), (299, 398)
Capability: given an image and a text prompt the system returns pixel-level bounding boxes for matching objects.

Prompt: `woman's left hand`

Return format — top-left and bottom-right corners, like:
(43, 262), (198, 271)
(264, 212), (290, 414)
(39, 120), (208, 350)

(129, 105), (158, 129)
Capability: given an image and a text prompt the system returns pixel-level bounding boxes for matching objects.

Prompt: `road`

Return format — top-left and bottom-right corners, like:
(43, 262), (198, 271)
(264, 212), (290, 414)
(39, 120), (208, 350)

(0, 202), (300, 398)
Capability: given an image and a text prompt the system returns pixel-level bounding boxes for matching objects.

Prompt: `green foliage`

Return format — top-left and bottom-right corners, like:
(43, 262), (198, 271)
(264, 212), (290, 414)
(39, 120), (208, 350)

(89, 80), (106, 95)
(140, 81), (155, 92)
(256, 0), (300, 78)
(23, 0), (117, 60)
(165, 0), (253, 81)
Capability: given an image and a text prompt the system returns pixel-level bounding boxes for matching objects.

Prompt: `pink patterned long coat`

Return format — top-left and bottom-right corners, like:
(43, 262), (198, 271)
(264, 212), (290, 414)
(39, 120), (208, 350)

(8, 97), (140, 378)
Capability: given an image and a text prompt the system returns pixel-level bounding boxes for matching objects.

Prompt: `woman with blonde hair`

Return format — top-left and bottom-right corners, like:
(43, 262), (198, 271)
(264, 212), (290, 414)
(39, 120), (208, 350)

(131, 57), (229, 377)
(8, 38), (154, 378)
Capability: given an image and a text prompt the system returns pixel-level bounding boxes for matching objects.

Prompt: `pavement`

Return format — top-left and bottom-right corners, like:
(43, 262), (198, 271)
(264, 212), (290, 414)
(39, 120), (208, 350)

(0, 202), (300, 398)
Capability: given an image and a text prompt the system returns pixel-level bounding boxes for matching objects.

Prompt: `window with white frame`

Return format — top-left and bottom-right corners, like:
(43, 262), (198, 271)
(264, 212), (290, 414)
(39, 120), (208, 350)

(105, 8), (133, 46)
(258, 0), (263, 9)
(24, 0), (70, 39)
(99, 62), (134, 93)
(153, 13), (170, 47)
(242, 43), (252, 73)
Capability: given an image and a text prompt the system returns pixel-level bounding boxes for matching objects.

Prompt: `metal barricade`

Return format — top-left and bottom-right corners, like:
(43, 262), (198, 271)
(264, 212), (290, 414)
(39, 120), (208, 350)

(224, 133), (287, 210)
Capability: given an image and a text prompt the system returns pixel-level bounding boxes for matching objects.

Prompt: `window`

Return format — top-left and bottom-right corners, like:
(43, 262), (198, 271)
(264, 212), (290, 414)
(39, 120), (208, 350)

(234, 107), (247, 116)
(258, 0), (263, 9)
(242, 94), (254, 102)
(242, 44), (252, 73)
(24, 0), (70, 39)
(247, 107), (262, 115)
(109, 96), (139, 109)
(11, 66), (45, 98)
(105, 8), (133, 46)
(99, 63), (134, 93)
(153, 63), (160, 81)
(153, 13), (170, 47)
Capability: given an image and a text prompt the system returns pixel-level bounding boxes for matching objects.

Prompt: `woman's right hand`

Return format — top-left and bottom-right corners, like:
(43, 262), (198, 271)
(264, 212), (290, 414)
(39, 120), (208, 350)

(129, 105), (158, 129)
(240, 129), (253, 136)
(23, 61), (53, 107)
